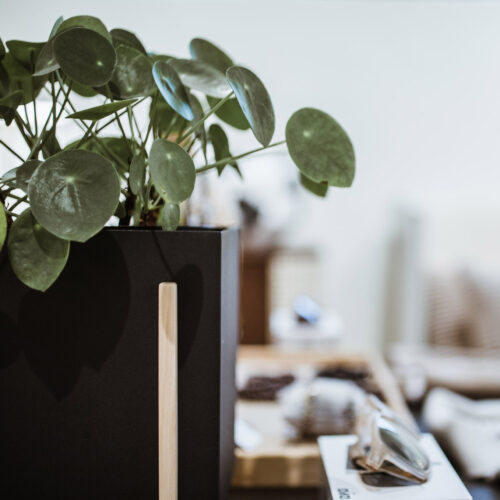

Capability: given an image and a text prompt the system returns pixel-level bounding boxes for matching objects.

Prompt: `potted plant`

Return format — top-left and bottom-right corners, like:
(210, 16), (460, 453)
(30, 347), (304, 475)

(0, 15), (355, 500)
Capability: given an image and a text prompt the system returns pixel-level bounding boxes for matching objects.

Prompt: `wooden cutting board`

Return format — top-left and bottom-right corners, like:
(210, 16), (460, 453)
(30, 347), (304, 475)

(232, 346), (412, 488)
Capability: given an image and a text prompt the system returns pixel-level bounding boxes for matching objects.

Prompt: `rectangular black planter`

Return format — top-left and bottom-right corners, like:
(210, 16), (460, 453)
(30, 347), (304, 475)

(0, 226), (239, 500)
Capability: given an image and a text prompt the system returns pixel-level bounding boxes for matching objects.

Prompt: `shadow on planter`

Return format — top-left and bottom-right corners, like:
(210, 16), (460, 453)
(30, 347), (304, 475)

(0, 226), (238, 500)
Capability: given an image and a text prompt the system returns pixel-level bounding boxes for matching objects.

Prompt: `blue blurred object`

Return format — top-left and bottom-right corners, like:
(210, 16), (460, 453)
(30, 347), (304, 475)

(293, 295), (321, 325)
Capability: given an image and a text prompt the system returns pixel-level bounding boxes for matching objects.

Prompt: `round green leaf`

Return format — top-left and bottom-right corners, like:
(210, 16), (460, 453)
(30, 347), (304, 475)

(0, 90), (23, 125)
(41, 127), (62, 159)
(129, 154), (146, 197)
(109, 45), (154, 98)
(209, 124), (240, 177)
(226, 66), (275, 146)
(168, 58), (231, 98)
(70, 80), (98, 97)
(111, 28), (146, 55)
(57, 15), (112, 42)
(49, 16), (64, 39)
(0, 39), (6, 61)
(0, 202), (7, 251)
(160, 203), (180, 231)
(152, 60), (194, 121)
(53, 27), (116, 87)
(66, 98), (137, 120)
(207, 95), (249, 130)
(66, 135), (132, 177)
(0, 63), (9, 97)
(1, 167), (18, 185)
(286, 108), (355, 187)
(34, 40), (59, 76)
(189, 38), (233, 74)
(150, 98), (187, 138)
(300, 173), (328, 197)
(149, 139), (195, 203)
(2, 52), (46, 104)
(16, 159), (41, 192)
(28, 150), (120, 242)
(7, 209), (70, 292)
(6, 40), (45, 69)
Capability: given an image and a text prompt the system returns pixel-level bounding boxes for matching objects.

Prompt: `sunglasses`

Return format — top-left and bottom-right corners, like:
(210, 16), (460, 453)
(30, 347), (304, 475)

(349, 396), (431, 484)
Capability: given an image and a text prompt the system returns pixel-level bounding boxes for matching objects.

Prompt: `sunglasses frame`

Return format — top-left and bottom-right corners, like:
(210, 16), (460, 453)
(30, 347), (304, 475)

(350, 396), (431, 484)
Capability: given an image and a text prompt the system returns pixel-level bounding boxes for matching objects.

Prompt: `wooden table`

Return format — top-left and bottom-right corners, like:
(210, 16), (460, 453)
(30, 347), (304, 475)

(232, 346), (412, 489)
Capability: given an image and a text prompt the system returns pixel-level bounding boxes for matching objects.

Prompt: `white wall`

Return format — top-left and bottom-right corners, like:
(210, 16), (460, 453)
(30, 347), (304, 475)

(2, 0), (500, 348)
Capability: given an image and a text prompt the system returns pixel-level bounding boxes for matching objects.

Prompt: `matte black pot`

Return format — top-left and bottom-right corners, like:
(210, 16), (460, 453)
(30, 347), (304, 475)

(0, 226), (239, 500)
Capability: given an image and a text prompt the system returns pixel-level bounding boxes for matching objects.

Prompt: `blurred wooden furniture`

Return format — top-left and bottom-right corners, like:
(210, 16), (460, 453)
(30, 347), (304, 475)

(232, 346), (412, 489)
(240, 251), (272, 344)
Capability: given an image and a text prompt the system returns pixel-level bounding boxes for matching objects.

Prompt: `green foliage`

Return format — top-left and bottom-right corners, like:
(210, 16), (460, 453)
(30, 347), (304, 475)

(110, 28), (147, 55)
(209, 124), (241, 177)
(189, 38), (233, 73)
(152, 60), (194, 120)
(7, 209), (69, 291)
(0, 15), (355, 291)
(286, 108), (355, 187)
(207, 96), (249, 130)
(160, 203), (180, 231)
(28, 150), (120, 242)
(67, 99), (137, 120)
(129, 154), (146, 197)
(16, 160), (42, 192)
(226, 66), (275, 146)
(53, 27), (116, 87)
(168, 58), (231, 98)
(300, 174), (328, 197)
(149, 139), (195, 203)
(0, 90), (23, 125)
(109, 45), (154, 98)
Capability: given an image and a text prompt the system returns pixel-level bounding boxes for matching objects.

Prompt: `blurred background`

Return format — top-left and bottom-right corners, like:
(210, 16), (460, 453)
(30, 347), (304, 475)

(2, 1), (500, 497)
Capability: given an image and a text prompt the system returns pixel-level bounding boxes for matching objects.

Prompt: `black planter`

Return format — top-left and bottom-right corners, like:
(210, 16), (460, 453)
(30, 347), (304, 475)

(0, 226), (239, 500)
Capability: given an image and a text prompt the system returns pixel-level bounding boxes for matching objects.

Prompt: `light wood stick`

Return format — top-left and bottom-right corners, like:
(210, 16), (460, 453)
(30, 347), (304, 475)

(158, 283), (178, 500)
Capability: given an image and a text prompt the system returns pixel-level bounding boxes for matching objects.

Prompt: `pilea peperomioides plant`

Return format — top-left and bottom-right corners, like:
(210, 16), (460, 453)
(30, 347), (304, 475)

(0, 15), (355, 292)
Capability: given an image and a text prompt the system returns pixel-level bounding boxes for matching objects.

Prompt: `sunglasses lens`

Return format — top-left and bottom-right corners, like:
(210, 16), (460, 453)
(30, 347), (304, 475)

(378, 417), (430, 473)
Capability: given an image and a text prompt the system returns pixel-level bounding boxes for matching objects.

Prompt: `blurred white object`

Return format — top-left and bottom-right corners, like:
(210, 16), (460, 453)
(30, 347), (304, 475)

(234, 418), (263, 451)
(280, 378), (365, 436)
(319, 434), (471, 500)
(389, 343), (500, 397)
(423, 387), (500, 480)
(270, 308), (343, 348)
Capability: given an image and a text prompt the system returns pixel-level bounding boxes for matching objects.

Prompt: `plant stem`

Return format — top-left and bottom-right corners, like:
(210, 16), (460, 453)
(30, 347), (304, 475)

(178, 92), (234, 143)
(5, 192), (26, 202)
(9, 195), (28, 212)
(75, 120), (97, 149)
(196, 140), (286, 174)
(50, 75), (57, 126)
(33, 93), (38, 137)
(22, 103), (33, 136)
(27, 83), (67, 159)
(53, 74), (129, 173)
(14, 113), (34, 149)
(130, 107), (143, 144)
(143, 92), (158, 147)
(95, 96), (148, 135)
(0, 140), (25, 162)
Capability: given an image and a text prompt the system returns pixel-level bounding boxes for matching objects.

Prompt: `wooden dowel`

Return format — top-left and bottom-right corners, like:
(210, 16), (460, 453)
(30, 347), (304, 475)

(158, 283), (178, 500)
